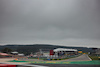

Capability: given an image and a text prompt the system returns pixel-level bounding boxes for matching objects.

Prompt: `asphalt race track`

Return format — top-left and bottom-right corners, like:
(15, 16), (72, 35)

(1, 54), (99, 67)
(32, 64), (100, 67)
(30, 54), (100, 67)
(66, 54), (91, 61)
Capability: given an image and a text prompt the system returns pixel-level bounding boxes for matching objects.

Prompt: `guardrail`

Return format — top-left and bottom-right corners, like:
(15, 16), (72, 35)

(44, 54), (81, 60)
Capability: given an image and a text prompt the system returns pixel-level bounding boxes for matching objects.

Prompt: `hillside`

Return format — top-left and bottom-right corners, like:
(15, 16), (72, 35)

(0, 44), (93, 55)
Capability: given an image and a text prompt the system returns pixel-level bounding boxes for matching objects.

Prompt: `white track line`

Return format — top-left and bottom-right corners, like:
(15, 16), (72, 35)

(20, 64), (48, 67)
(87, 55), (92, 61)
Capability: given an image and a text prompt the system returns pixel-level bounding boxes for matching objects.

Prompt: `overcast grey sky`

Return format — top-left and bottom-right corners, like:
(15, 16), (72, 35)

(0, 0), (100, 48)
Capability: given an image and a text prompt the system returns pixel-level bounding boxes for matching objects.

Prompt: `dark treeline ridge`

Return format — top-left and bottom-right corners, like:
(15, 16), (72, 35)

(0, 44), (94, 55)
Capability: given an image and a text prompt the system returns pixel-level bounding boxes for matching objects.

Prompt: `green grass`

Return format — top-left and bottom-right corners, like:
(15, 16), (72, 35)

(88, 55), (100, 60)
(9, 60), (100, 64)
(9, 60), (29, 62)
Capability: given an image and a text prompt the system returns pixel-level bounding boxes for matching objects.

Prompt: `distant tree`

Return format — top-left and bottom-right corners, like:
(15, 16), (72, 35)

(2, 47), (12, 53)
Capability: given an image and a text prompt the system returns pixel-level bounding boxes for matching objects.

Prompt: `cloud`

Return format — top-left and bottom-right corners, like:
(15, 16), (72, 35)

(0, 0), (100, 47)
